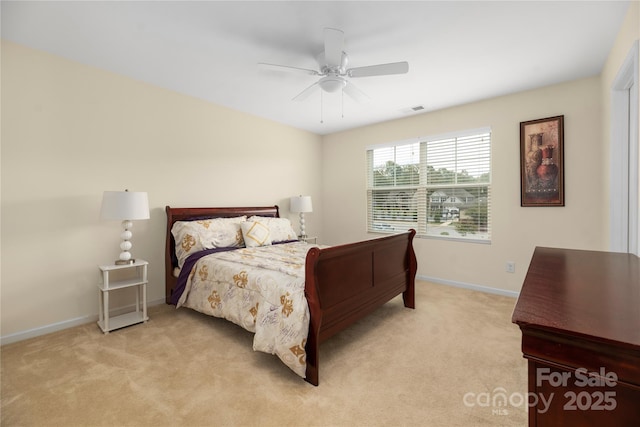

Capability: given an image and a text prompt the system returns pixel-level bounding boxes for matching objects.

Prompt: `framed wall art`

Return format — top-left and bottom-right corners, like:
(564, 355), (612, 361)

(520, 115), (565, 207)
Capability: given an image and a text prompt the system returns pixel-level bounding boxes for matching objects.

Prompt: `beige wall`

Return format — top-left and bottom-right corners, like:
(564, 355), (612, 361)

(322, 77), (604, 293)
(1, 41), (322, 338)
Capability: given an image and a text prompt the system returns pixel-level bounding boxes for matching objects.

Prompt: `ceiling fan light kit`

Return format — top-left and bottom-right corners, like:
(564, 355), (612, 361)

(319, 76), (346, 93)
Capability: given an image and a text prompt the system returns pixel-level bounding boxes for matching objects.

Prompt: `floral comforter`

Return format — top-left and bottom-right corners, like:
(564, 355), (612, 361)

(176, 242), (318, 378)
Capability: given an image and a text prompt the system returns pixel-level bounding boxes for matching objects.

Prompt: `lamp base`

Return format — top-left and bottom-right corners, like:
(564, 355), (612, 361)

(115, 259), (136, 265)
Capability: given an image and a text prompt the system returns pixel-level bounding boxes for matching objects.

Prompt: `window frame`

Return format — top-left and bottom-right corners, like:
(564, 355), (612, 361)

(367, 127), (492, 243)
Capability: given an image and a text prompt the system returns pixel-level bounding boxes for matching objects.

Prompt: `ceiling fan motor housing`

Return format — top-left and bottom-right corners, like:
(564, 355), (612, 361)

(317, 51), (348, 75)
(317, 51), (349, 93)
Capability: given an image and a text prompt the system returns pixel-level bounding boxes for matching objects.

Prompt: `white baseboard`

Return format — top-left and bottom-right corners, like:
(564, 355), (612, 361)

(1, 298), (166, 346)
(2, 280), (517, 345)
(417, 275), (520, 298)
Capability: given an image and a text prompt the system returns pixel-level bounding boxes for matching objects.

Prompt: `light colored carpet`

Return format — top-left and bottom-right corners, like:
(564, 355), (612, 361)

(1, 281), (527, 426)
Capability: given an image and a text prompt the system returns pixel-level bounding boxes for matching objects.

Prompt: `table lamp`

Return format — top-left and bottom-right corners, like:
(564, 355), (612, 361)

(290, 195), (313, 238)
(100, 189), (150, 264)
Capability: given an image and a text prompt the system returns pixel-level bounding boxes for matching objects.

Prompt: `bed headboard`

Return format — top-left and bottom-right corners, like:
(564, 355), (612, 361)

(164, 205), (280, 304)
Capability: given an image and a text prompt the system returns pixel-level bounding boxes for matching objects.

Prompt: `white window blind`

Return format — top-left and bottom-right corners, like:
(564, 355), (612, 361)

(367, 129), (491, 242)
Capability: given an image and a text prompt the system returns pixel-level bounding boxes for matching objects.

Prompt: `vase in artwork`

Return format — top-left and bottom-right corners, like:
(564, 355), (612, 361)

(536, 145), (558, 190)
(526, 133), (543, 191)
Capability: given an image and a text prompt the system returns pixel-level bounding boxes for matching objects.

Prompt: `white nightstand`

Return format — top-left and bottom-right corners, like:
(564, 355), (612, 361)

(97, 259), (149, 333)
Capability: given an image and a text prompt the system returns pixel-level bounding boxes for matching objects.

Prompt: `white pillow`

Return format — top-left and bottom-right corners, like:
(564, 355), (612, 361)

(207, 216), (246, 248)
(241, 221), (272, 247)
(171, 216), (246, 268)
(247, 216), (298, 242)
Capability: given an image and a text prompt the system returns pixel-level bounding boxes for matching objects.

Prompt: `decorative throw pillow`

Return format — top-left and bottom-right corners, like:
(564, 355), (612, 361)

(241, 221), (272, 247)
(207, 216), (246, 248)
(247, 216), (298, 242)
(171, 216), (246, 268)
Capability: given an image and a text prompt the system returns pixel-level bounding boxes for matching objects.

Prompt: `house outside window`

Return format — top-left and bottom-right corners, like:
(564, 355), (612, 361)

(367, 128), (491, 242)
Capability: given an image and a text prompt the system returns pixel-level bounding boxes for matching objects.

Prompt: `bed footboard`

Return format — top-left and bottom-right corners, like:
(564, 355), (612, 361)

(304, 230), (417, 385)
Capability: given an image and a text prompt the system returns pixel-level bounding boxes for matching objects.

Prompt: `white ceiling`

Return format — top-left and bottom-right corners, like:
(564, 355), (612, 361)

(1, 1), (630, 135)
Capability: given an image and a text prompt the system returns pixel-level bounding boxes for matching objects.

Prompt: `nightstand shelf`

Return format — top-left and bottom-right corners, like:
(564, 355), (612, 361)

(97, 260), (148, 333)
(98, 311), (146, 332)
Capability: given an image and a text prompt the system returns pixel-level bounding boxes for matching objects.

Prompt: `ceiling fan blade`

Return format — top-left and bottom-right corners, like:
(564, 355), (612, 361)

(343, 81), (370, 104)
(348, 61), (409, 78)
(292, 81), (320, 101)
(258, 62), (319, 76)
(324, 28), (344, 68)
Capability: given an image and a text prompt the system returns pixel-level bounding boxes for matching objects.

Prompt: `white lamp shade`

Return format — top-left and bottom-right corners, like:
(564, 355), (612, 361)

(290, 196), (313, 213)
(100, 191), (150, 220)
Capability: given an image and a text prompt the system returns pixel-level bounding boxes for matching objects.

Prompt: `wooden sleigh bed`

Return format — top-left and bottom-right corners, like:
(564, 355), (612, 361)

(165, 205), (417, 386)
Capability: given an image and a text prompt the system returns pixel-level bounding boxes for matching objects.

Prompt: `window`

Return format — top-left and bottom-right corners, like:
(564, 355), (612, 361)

(367, 128), (491, 242)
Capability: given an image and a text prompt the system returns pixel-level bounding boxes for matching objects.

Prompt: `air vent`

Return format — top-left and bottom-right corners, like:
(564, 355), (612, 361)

(400, 105), (426, 114)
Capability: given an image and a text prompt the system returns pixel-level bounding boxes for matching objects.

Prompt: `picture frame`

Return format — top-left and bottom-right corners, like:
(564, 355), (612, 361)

(520, 115), (565, 207)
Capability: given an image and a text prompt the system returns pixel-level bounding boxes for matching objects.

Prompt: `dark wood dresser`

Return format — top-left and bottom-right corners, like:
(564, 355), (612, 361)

(512, 247), (640, 426)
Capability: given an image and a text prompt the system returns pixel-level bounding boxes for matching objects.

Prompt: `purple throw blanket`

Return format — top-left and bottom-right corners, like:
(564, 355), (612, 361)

(170, 247), (237, 305)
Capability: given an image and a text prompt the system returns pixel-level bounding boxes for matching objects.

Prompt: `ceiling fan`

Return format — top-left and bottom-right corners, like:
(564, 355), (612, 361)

(259, 28), (409, 102)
